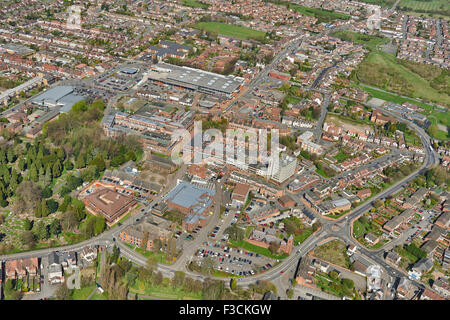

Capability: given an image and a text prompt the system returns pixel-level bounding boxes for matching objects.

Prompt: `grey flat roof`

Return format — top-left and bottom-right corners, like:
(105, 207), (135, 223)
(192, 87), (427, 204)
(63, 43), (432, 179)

(32, 86), (75, 104)
(148, 63), (244, 95)
(31, 86), (85, 112)
(0, 43), (34, 55)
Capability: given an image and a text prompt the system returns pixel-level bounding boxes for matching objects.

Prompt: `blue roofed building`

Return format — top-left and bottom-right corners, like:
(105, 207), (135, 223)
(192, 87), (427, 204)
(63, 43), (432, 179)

(163, 181), (215, 231)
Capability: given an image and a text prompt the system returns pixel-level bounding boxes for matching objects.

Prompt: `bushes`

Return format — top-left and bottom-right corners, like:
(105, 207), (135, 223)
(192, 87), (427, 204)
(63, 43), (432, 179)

(405, 243), (427, 260)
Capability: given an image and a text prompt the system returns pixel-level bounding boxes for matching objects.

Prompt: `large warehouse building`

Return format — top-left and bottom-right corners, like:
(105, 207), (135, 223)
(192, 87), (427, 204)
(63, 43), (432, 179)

(147, 63), (245, 98)
(31, 85), (85, 113)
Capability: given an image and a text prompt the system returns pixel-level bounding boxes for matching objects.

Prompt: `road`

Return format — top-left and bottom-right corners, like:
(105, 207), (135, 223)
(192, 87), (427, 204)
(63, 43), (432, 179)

(1, 85), (437, 300)
(0, 22), (441, 300)
(224, 36), (304, 113)
(312, 93), (330, 143)
(389, 0), (402, 13)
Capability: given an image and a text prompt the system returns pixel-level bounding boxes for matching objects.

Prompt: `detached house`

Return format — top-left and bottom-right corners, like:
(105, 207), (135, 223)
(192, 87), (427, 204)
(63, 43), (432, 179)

(48, 252), (64, 284)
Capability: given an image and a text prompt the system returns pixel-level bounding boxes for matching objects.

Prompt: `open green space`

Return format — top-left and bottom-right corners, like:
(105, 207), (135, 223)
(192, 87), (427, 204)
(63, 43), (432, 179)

(268, 1), (350, 23)
(193, 22), (266, 41)
(357, 50), (450, 107)
(182, 0), (210, 9)
(290, 4), (351, 23)
(129, 278), (203, 300)
(71, 284), (97, 300)
(293, 228), (314, 245)
(399, 0), (450, 19)
(316, 166), (331, 179)
(359, 85), (449, 140)
(229, 239), (288, 260)
(332, 30), (450, 108)
(353, 219), (365, 238)
(361, 85), (433, 110)
(123, 242), (173, 264)
(331, 30), (389, 51)
(313, 240), (350, 268)
(359, 0), (396, 6)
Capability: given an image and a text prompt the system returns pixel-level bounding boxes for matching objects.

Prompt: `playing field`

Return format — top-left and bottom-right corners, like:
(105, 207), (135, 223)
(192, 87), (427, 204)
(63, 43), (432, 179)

(359, 51), (450, 106)
(357, 0), (397, 7)
(193, 22), (266, 41)
(182, 0), (209, 9)
(399, 0), (450, 18)
(289, 4), (350, 23)
(400, 0), (449, 11)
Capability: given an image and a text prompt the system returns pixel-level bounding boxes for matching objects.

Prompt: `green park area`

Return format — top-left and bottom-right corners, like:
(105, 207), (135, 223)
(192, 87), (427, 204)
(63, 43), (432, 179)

(268, 1), (350, 23)
(332, 31), (450, 108)
(357, 0), (397, 7)
(398, 0), (450, 19)
(357, 43), (450, 107)
(193, 22), (266, 41)
(289, 4), (350, 23)
(182, 0), (210, 9)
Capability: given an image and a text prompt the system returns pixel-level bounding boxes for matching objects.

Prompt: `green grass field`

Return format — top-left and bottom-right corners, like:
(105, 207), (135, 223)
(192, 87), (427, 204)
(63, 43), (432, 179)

(358, 51), (450, 107)
(399, 0), (450, 18)
(289, 4), (351, 23)
(293, 228), (314, 245)
(353, 220), (365, 238)
(229, 239), (288, 260)
(130, 278), (203, 300)
(330, 31), (389, 51)
(332, 31), (450, 107)
(182, 0), (210, 9)
(357, 0), (397, 7)
(71, 285), (97, 300)
(193, 22), (266, 41)
(315, 167), (330, 178)
(361, 85), (434, 110)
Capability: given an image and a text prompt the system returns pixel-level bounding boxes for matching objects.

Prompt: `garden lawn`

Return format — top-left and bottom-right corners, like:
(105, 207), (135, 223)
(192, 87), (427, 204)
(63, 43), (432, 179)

(315, 167), (330, 178)
(334, 150), (351, 163)
(71, 285), (97, 300)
